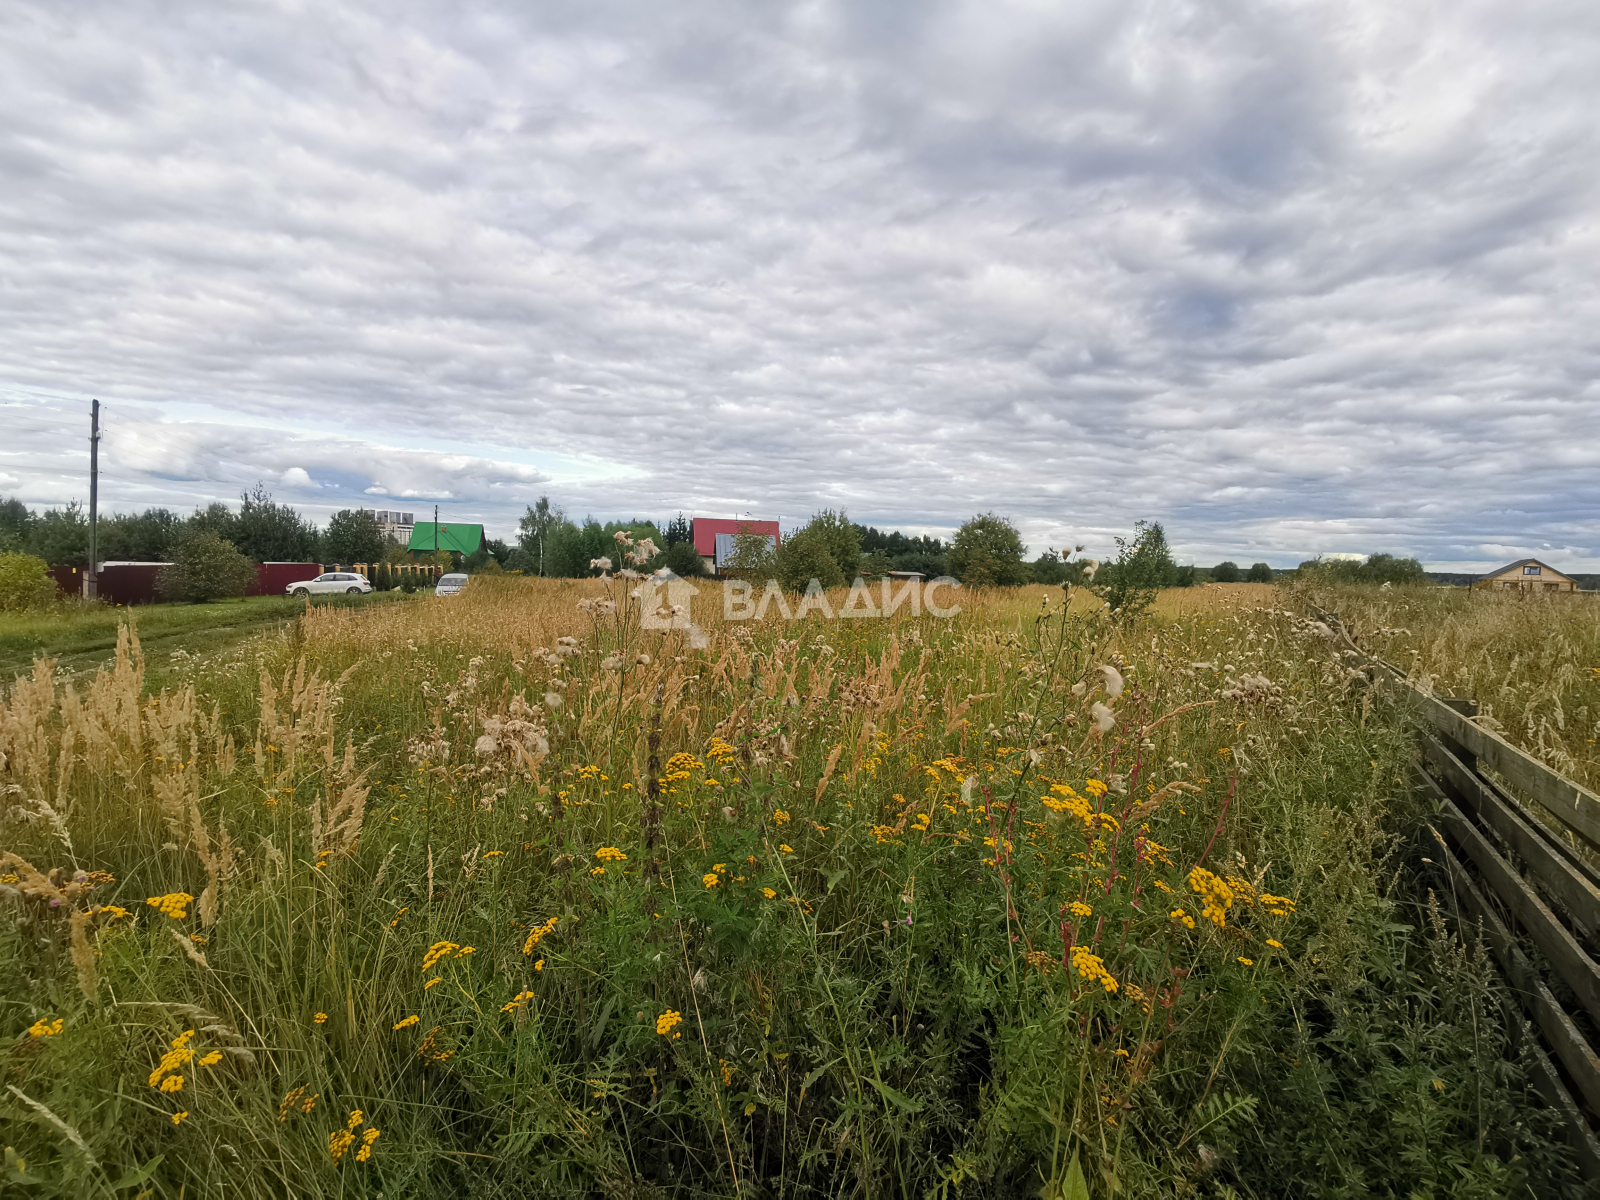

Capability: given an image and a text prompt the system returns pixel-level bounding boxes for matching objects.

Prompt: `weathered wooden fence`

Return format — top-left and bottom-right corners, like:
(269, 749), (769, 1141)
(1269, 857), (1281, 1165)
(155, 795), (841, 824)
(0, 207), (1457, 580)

(1311, 604), (1600, 1177)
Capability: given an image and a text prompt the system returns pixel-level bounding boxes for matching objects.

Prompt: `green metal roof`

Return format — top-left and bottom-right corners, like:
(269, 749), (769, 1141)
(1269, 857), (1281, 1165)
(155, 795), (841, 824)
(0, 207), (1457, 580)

(408, 522), (485, 556)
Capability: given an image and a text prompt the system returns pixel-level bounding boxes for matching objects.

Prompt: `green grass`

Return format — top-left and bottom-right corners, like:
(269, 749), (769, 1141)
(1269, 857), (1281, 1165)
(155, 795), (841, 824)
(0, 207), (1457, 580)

(0, 582), (1585, 1198)
(0, 591), (415, 679)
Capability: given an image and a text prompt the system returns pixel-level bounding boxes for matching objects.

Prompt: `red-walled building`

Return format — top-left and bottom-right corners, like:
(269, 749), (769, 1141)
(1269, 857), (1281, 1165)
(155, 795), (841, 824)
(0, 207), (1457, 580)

(692, 518), (781, 574)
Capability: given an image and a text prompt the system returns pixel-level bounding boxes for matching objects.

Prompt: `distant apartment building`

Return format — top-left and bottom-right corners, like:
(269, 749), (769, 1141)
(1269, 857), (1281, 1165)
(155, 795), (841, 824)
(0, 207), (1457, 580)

(1475, 558), (1578, 593)
(362, 509), (415, 544)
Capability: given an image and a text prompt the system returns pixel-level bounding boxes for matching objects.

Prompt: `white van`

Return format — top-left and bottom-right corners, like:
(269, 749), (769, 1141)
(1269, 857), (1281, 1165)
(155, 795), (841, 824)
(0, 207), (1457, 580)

(435, 573), (469, 597)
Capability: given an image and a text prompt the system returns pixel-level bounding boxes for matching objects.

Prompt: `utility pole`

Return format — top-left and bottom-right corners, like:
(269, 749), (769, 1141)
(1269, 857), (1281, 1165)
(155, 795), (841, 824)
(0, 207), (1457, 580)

(87, 399), (101, 599)
(433, 504), (439, 578)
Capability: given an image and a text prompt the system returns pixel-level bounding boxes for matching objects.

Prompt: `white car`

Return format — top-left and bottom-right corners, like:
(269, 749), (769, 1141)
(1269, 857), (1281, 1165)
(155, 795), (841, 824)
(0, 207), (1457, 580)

(286, 572), (373, 597)
(435, 572), (469, 597)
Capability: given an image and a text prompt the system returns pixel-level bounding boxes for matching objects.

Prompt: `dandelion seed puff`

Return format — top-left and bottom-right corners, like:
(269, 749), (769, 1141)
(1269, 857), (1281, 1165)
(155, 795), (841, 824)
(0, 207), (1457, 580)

(601, 656), (622, 671)
(589, 556), (613, 571)
(544, 692), (563, 709)
(1097, 664), (1125, 698)
(1091, 703), (1117, 733)
(636, 653), (651, 666)
(474, 735), (498, 757)
(1070, 682), (1087, 697)
(1082, 560), (1100, 581)
(721, 807), (735, 822)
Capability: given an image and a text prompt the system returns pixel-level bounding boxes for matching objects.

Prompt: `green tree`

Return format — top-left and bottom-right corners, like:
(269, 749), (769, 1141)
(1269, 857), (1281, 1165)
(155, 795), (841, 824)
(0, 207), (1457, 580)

(776, 529), (845, 592)
(0, 552), (58, 611)
(795, 510), (861, 581)
(99, 508), (183, 562)
(663, 513), (693, 547)
(158, 530), (256, 603)
(860, 549), (892, 579)
(518, 496), (568, 577)
(1029, 549), (1070, 584)
(948, 513), (1030, 586)
(30, 502), (89, 567)
(188, 501), (236, 540)
(1297, 554), (1426, 585)
(323, 509), (387, 565)
(1092, 520), (1176, 618)
(1246, 562), (1274, 583)
(0, 497), (31, 553)
(232, 484), (319, 562)
(663, 541), (707, 578)
(721, 525), (779, 580)
(1213, 561), (1242, 583)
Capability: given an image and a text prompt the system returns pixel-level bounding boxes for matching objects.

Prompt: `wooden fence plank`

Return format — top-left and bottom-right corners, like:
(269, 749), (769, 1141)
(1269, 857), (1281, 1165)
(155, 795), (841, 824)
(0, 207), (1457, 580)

(1518, 1029), (1600, 1180)
(1422, 734), (1600, 939)
(1470, 761), (1600, 894)
(1425, 821), (1600, 1119)
(1381, 673), (1600, 850)
(1419, 774), (1600, 1029)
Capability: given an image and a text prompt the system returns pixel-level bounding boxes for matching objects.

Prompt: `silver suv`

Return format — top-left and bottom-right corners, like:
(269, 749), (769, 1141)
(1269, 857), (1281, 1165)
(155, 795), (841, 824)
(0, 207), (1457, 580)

(287, 572), (373, 597)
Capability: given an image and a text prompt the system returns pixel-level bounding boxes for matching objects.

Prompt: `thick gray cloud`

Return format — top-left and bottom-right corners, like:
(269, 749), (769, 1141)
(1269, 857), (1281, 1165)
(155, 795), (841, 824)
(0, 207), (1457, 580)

(2, 0), (1597, 569)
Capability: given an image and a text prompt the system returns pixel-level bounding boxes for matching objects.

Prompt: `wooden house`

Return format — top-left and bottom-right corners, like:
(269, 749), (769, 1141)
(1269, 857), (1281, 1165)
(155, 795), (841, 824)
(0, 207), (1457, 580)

(1475, 558), (1578, 593)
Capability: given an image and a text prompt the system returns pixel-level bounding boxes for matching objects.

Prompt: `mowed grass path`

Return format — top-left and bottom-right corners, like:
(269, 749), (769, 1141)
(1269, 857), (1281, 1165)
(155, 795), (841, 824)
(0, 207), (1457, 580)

(0, 591), (414, 681)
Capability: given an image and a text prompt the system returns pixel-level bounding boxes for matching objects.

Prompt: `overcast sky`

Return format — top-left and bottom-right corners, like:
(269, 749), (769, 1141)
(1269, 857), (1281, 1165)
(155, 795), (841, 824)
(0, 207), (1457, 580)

(2, 0), (1597, 569)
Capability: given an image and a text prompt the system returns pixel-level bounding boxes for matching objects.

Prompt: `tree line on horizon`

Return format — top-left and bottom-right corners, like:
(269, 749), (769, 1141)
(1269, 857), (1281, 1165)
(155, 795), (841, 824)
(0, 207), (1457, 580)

(0, 486), (1431, 609)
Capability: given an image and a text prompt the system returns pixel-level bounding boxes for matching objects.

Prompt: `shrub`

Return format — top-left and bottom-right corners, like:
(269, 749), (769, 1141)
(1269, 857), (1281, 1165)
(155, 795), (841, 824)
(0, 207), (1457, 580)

(1091, 519), (1175, 617)
(157, 531), (256, 603)
(1212, 561), (1242, 583)
(663, 540), (706, 578)
(1297, 553), (1428, 586)
(721, 528), (778, 580)
(948, 512), (1029, 586)
(0, 552), (58, 611)
(775, 529), (844, 591)
(793, 510), (861, 582)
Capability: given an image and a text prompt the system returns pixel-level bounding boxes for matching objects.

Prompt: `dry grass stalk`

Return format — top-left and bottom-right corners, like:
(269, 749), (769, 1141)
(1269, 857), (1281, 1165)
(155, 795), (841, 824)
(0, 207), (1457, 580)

(68, 907), (96, 997)
(310, 738), (372, 857)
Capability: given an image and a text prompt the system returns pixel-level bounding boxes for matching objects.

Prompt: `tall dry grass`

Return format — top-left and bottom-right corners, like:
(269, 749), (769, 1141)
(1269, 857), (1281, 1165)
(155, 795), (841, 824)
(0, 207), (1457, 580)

(0, 575), (1581, 1197)
(1300, 582), (1600, 792)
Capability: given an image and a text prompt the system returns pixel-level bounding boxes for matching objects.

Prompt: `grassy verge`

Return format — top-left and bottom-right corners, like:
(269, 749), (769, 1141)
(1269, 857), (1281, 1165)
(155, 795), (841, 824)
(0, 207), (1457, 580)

(0, 579), (1583, 1197)
(0, 591), (415, 680)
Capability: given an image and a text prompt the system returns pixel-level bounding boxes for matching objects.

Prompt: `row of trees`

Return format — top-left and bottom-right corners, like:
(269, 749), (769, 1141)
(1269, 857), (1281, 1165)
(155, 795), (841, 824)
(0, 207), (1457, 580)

(4, 485), (1428, 606)
(0, 486), (426, 568)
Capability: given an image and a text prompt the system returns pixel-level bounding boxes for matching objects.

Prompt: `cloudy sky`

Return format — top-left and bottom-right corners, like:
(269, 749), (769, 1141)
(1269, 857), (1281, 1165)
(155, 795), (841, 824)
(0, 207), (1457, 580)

(3, 0), (1597, 569)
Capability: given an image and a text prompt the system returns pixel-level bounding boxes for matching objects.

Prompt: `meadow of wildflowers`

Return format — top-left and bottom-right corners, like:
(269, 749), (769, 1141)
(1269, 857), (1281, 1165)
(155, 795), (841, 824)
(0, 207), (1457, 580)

(0, 576), (1584, 1196)
(1299, 580), (1600, 794)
